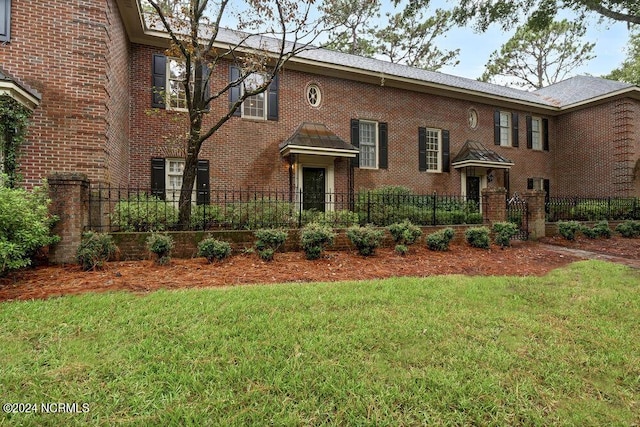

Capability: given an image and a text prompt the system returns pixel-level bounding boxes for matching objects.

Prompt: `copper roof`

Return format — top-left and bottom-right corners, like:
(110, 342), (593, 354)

(279, 122), (358, 154)
(452, 140), (514, 168)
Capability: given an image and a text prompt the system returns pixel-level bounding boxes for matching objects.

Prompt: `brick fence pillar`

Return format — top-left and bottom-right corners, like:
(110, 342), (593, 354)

(521, 190), (546, 240)
(48, 173), (90, 264)
(482, 187), (507, 224)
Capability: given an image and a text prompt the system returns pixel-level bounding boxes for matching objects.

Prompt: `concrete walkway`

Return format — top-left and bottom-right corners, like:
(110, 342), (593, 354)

(538, 243), (640, 270)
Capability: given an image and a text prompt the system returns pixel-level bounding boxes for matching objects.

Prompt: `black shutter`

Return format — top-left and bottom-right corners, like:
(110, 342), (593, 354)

(196, 160), (210, 205)
(351, 119), (360, 168)
(511, 112), (519, 147)
(0, 0), (10, 42)
(151, 158), (166, 199)
(493, 110), (501, 145)
(418, 127), (427, 171)
(504, 170), (510, 196)
(378, 122), (388, 169)
(441, 129), (450, 173)
(542, 118), (549, 151)
(229, 65), (241, 117)
(526, 115), (533, 149)
(527, 178), (534, 190)
(267, 73), (279, 121)
(201, 63), (210, 112)
(152, 54), (166, 108)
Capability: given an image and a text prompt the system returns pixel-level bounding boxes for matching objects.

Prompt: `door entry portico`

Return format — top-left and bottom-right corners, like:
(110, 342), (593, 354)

(302, 167), (326, 212)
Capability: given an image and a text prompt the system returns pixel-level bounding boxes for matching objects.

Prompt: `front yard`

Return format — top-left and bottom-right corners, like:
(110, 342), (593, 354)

(1, 260), (639, 425)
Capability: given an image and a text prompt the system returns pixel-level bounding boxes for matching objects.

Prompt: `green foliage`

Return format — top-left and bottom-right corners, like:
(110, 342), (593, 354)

(616, 220), (640, 238)
(146, 233), (174, 265)
(301, 209), (360, 228)
(111, 193), (178, 232)
(426, 228), (455, 251)
(189, 205), (224, 230)
(197, 238), (232, 263)
(465, 226), (491, 249)
(0, 96), (32, 186)
(492, 222), (519, 248)
(346, 225), (385, 256)
(580, 221), (612, 239)
(558, 221), (582, 241)
(0, 178), (59, 276)
(387, 220), (422, 246)
(76, 232), (117, 271)
(394, 244), (409, 256)
(300, 223), (336, 260)
(605, 30), (640, 86)
(226, 199), (295, 230)
(254, 229), (288, 261)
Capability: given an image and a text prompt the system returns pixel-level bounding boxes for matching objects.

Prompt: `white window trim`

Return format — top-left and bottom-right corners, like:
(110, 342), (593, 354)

(294, 155), (335, 212)
(531, 116), (542, 151)
(241, 73), (268, 120)
(359, 120), (379, 170)
(164, 158), (199, 205)
(306, 84), (322, 107)
(425, 128), (442, 173)
(166, 58), (193, 112)
(499, 111), (512, 147)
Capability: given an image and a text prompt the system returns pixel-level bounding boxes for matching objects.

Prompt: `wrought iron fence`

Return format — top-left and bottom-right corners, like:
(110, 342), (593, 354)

(546, 196), (640, 222)
(87, 185), (483, 232)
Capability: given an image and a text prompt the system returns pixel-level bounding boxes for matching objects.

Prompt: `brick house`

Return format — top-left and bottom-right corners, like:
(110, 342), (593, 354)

(1, 0), (639, 213)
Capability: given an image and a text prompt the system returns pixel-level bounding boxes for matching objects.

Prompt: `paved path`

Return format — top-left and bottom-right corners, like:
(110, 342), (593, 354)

(538, 243), (640, 270)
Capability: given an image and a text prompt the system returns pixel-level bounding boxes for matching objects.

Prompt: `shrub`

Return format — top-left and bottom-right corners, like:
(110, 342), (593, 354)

(0, 178), (59, 276)
(492, 222), (519, 248)
(426, 228), (455, 251)
(146, 233), (174, 265)
(346, 225), (385, 256)
(111, 193), (178, 232)
(616, 220), (640, 238)
(190, 205), (224, 230)
(592, 221), (612, 238)
(302, 209), (360, 228)
(227, 199), (295, 229)
(395, 244), (409, 256)
(387, 220), (422, 246)
(580, 226), (598, 239)
(254, 229), (288, 261)
(300, 223), (335, 260)
(465, 226), (491, 249)
(76, 232), (117, 271)
(558, 221), (582, 241)
(197, 238), (232, 263)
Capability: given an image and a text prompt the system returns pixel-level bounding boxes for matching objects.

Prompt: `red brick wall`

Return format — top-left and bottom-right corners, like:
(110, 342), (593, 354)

(554, 98), (639, 197)
(129, 44), (558, 196)
(0, 0), (129, 187)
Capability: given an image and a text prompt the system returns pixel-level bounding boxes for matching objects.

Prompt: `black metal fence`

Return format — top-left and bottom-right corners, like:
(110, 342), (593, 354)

(546, 196), (640, 222)
(87, 185), (483, 232)
(506, 195), (529, 240)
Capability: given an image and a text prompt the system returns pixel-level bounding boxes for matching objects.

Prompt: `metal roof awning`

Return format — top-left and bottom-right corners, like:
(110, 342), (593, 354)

(0, 68), (41, 110)
(279, 122), (359, 158)
(451, 140), (515, 169)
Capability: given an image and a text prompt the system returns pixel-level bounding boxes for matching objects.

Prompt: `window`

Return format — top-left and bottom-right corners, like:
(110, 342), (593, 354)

(151, 158), (210, 205)
(166, 159), (185, 202)
(359, 120), (377, 168)
(498, 112), (511, 146)
(494, 111), (519, 147)
(242, 73), (267, 119)
(166, 58), (192, 110)
(0, 0), (10, 42)
(424, 128), (442, 172)
(527, 116), (549, 151)
(306, 84), (321, 107)
(530, 117), (541, 150)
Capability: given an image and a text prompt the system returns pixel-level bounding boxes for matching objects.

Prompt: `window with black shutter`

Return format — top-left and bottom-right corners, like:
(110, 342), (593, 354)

(351, 119), (386, 169)
(150, 158), (209, 205)
(229, 66), (279, 120)
(0, 0), (10, 42)
(419, 127), (449, 173)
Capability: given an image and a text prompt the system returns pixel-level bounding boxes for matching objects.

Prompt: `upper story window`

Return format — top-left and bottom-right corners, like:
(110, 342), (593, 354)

(526, 115), (549, 151)
(498, 111), (511, 146)
(306, 84), (322, 107)
(242, 73), (267, 120)
(424, 128), (442, 172)
(494, 110), (519, 148)
(0, 0), (10, 42)
(530, 117), (542, 150)
(167, 58), (193, 111)
(359, 120), (378, 169)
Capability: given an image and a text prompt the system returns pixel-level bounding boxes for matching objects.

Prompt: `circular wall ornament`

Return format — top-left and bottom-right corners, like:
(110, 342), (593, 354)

(468, 108), (479, 129)
(306, 84), (322, 107)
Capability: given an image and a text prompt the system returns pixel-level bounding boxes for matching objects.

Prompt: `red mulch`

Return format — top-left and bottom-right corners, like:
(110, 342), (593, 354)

(0, 241), (593, 302)
(539, 236), (640, 260)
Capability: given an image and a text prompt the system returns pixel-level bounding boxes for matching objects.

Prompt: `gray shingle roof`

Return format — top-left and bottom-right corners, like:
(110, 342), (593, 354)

(279, 122), (357, 152)
(532, 75), (636, 106)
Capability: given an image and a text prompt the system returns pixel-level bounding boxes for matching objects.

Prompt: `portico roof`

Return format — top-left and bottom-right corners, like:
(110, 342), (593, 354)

(0, 68), (41, 110)
(279, 122), (359, 158)
(452, 140), (514, 169)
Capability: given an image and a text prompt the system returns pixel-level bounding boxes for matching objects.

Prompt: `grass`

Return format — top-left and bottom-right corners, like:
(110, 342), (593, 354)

(1, 260), (639, 426)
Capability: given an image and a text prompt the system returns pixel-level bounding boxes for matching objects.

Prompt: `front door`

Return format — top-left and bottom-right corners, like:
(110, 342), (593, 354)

(302, 167), (326, 212)
(466, 176), (481, 205)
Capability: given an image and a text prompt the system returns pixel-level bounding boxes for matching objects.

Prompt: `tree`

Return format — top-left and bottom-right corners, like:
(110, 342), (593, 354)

(323, 0), (459, 71)
(480, 19), (595, 89)
(452, 0), (640, 31)
(143, 0), (325, 226)
(605, 30), (640, 85)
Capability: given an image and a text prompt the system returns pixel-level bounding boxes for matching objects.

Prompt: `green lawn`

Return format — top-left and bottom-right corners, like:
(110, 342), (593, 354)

(1, 260), (639, 426)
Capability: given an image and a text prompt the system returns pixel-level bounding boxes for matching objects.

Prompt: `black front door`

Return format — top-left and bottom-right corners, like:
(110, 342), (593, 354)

(466, 176), (481, 205)
(302, 167), (326, 212)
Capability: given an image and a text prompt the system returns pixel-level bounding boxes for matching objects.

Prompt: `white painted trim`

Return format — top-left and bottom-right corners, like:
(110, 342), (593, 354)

(0, 82), (40, 110)
(453, 160), (514, 169)
(294, 155), (335, 212)
(280, 144), (358, 158)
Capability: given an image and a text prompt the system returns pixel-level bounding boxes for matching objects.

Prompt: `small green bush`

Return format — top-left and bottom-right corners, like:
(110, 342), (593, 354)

(76, 232), (117, 271)
(395, 244), (409, 256)
(492, 222), (519, 248)
(426, 228), (455, 251)
(346, 225), (385, 256)
(616, 220), (640, 238)
(558, 221), (582, 241)
(111, 193), (178, 232)
(387, 220), (422, 246)
(300, 223), (336, 260)
(227, 200), (295, 229)
(592, 221), (612, 238)
(197, 238), (232, 263)
(581, 226), (598, 239)
(465, 226), (491, 249)
(146, 233), (174, 265)
(190, 205), (224, 229)
(254, 229), (288, 261)
(302, 209), (360, 228)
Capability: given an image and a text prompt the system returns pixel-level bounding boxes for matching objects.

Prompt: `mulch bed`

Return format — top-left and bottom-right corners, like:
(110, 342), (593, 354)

(538, 236), (640, 260)
(0, 241), (590, 302)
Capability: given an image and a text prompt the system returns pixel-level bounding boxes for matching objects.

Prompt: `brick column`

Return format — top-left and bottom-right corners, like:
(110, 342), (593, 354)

(48, 173), (90, 264)
(521, 190), (546, 240)
(481, 187), (507, 224)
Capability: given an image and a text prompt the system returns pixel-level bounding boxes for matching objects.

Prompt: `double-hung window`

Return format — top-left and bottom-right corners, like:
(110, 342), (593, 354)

(424, 128), (442, 172)
(498, 111), (511, 147)
(530, 117), (542, 150)
(242, 73), (267, 120)
(167, 58), (192, 111)
(358, 120), (378, 169)
(166, 159), (185, 203)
